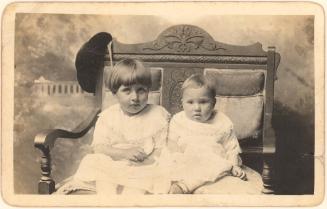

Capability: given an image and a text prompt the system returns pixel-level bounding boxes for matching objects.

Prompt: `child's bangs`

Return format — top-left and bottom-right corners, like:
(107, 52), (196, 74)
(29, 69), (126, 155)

(117, 66), (152, 88)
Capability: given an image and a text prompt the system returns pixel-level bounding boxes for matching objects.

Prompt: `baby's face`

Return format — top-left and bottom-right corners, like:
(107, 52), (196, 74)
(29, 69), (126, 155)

(115, 84), (149, 115)
(182, 87), (216, 123)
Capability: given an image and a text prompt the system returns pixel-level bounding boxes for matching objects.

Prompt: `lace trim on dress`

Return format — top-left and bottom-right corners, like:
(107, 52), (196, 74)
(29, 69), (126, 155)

(171, 111), (233, 137)
(96, 104), (170, 146)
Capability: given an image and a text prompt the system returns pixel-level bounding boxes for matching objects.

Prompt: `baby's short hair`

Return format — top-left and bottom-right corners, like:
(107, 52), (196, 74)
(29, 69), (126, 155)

(181, 74), (217, 98)
(106, 58), (152, 94)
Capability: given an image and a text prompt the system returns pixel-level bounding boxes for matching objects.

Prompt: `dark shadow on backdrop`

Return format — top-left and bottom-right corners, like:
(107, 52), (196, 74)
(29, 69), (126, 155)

(273, 101), (314, 194)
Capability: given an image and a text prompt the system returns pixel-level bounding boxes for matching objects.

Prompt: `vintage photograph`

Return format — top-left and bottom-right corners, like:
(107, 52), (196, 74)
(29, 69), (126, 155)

(1, 1), (324, 207)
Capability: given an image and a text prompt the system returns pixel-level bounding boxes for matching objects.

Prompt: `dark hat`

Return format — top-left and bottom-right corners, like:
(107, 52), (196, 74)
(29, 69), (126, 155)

(75, 32), (112, 93)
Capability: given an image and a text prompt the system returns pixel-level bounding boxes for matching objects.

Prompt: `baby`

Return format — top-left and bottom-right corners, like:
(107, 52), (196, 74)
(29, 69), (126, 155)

(165, 74), (246, 194)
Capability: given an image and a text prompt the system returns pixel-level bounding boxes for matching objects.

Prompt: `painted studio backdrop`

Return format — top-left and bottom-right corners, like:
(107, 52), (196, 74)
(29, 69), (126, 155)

(14, 14), (314, 194)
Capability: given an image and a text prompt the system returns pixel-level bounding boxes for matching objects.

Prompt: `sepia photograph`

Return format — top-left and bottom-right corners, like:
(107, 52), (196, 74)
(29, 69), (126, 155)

(1, 1), (324, 207)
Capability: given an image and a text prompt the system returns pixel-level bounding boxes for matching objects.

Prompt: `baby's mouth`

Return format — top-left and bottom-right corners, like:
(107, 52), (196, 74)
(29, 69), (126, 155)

(193, 113), (202, 118)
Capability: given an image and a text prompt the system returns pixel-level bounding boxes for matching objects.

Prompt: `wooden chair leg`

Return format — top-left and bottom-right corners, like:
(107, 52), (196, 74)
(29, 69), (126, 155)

(262, 154), (275, 194)
(38, 178), (55, 194)
(38, 146), (55, 194)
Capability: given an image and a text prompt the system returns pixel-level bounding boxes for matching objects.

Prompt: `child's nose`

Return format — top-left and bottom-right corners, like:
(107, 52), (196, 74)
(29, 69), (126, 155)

(130, 91), (139, 101)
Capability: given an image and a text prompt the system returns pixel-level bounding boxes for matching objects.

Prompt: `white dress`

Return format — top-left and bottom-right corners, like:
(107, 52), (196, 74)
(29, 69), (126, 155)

(160, 110), (242, 192)
(73, 104), (170, 193)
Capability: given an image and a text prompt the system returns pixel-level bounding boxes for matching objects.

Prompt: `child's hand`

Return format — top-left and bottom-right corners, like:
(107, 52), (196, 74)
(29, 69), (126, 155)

(231, 166), (247, 181)
(124, 147), (148, 162)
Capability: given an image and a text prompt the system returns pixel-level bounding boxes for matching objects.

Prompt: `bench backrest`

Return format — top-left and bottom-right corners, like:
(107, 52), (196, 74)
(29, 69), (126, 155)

(100, 24), (280, 140)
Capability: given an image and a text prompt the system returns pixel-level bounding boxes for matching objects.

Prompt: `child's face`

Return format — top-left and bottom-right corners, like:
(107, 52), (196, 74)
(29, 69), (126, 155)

(115, 84), (149, 115)
(182, 87), (216, 123)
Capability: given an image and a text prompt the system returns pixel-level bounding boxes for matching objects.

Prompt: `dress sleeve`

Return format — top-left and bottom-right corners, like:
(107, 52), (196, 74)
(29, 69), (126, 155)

(221, 127), (242, 166)
(91, 114), (111, 147)
(153, 109), (170, 149)
(166, 117), (184, 153)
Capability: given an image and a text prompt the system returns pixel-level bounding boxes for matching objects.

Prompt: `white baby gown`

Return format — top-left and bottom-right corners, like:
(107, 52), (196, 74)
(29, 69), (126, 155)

(159, 110), (244, 192)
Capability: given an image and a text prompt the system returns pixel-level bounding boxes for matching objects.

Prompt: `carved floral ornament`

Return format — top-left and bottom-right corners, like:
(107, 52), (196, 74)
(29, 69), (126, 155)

(143, 25), (226, 53)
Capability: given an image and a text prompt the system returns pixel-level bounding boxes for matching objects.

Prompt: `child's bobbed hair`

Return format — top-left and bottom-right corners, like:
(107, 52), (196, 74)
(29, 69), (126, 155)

(181, 74), (217, 99)
(106, 59), (152, 94)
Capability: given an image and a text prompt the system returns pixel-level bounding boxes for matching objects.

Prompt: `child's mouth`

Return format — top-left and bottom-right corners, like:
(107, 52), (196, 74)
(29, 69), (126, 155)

(130, 103), (140, 107)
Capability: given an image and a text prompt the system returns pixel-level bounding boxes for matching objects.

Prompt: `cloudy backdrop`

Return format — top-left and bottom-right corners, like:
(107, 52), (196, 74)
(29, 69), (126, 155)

(14, 14), (314, 194)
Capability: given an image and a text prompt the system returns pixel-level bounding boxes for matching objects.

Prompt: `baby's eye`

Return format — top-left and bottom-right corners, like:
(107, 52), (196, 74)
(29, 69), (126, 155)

(187, 101), (193, 104)
(199, 100), (209, 104)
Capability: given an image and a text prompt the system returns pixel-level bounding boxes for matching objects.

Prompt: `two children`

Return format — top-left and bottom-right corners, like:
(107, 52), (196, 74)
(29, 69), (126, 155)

(72, 58), (248, 194)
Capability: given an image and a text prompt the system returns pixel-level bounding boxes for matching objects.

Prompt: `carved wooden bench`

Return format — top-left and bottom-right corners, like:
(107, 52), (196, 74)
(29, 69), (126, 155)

(34, 24), (280, 194)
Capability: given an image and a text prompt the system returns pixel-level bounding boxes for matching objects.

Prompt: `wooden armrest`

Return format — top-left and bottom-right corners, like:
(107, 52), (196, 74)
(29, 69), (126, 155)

(34, 108), (101, 194)
(34, 108), (101, 150)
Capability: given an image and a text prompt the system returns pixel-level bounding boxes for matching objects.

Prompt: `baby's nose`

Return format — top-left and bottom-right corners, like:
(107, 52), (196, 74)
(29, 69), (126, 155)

(193, 103), (201, 110)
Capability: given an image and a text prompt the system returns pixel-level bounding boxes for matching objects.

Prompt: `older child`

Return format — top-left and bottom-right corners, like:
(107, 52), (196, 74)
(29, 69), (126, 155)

(164, 74), (247, 194)
(70, 59), (170, 194)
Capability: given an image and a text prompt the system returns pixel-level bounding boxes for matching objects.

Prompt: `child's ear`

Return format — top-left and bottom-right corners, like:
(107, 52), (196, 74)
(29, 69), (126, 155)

(212, 97), (217, 107)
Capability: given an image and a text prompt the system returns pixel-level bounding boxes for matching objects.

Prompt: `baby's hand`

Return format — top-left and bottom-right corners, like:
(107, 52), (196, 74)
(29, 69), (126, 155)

(124, 147), (148, 162)
(231, 166), (247, 181)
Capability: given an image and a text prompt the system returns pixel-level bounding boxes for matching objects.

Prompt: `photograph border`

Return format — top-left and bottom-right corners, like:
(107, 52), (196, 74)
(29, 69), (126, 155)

(1, 0), (325, 207)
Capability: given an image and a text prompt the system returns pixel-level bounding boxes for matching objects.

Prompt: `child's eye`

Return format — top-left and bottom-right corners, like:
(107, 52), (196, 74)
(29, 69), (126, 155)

(137, 88), (147, 94)
(121, 88), (131, 94)
(187, 101), (193, 104)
